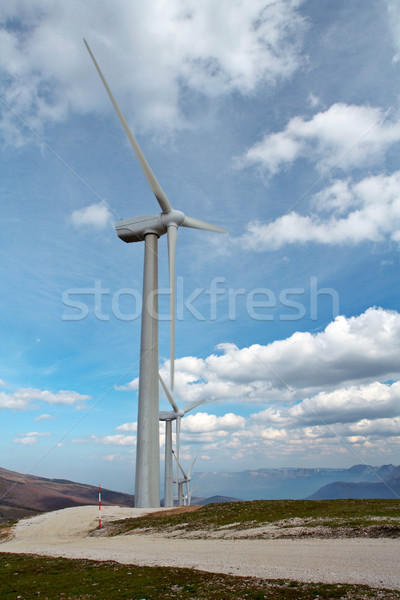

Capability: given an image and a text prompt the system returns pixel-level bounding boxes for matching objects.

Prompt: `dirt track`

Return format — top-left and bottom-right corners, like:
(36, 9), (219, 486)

(1, 505), (400, 590)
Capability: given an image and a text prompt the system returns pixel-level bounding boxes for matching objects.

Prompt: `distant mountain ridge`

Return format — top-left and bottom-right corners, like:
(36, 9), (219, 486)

(194, 495), (241, 505)
(191, 464), (400, 500)
(307, 465), (400, 499)
(2, 463), (398, 520)
(0, 466), (134, 521)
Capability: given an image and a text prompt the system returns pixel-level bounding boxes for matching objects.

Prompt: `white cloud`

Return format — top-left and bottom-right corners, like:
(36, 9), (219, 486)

(0, 387), (91, 410)
(183, 412), (246, 433)
(89, 434), (136, 446)
(34, 413), (54, 421)
(114, 306), (400, 463)
(115, 422), (137, 433)
(339, 416), (400, 438)
(240, 103), (400, 175)
(121, 307), (400, 408)
(240, 171), (400, 250)
(104, 454), (123, 461)
(178, 412), (245, 445)
(0, 0), (306, 142)
(116, 378), (139, 392)
(70, 201), (113, 230)
(0, 379), (6, 386)
(255, 381), (400, 428)
(14, 431), (51, 445)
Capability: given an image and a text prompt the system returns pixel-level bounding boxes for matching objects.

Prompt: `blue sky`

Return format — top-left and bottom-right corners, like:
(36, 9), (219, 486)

(1, 0), (400, 495)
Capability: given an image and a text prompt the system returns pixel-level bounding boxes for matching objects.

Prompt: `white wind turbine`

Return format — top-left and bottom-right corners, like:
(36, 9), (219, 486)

(173, 452), (197, 506)
(159, 373), (205, 507)
(185, 485), (197, 507)
(84, 40), (226, 508)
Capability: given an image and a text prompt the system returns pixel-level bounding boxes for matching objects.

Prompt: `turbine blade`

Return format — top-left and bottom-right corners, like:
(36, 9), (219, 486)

(84, 39), (172, 214)
(188, 456), (197, 478)
(172, 447), (187, 478)
(167, 225), (177, 391)
(182, 398), (206, 414)
(158, 373), (179, 413)
(182, 215), (226, 234)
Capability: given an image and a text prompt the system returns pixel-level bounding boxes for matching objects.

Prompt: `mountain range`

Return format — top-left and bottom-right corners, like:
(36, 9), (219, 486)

(191, 464), (400, 500)
(1, 463), (399, 520)
(307, 465), (400, 499)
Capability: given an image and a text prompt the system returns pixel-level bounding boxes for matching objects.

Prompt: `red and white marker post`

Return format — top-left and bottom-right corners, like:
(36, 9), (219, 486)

(98, 484), (102, 529)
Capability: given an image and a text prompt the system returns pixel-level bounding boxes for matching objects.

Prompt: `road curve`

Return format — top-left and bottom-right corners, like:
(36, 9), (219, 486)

(1, 505), (400, 590)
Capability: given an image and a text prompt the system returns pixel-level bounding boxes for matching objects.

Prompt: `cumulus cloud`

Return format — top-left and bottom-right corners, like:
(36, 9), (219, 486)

(255, 381), (400, 428)
(34, 413), (54, 421)
(115, 422), (137, 433)
(0, 0), (306, 143)
(240, 171), (400, 250)
(114, 308), (400, 462)
(240, 103), (400, 175)
(183, 412), (246, 433)
(121, 307), (400, 409)
(0, 387), (91, 410)
(14, 431), (51, 445)
(70, 201), (113, 230)
(116, 378), (139, 392)
(176, 412), (245, 445)
(87, 434), (136, 446)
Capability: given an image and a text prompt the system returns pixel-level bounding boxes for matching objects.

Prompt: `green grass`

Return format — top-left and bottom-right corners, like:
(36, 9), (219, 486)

(1, 553), (400, 600)
(108, 499), (400, 536)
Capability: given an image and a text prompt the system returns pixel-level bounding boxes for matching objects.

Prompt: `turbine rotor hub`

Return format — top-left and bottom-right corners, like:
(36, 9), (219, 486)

(161, 209), (185, 229)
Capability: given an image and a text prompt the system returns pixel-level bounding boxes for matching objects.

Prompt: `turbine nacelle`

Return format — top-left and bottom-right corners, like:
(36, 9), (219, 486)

(116, 209), (186, 243)
(159, 409), (185, 421)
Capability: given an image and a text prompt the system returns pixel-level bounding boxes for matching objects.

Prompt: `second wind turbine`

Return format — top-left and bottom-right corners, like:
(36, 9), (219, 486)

(84, 40), (226, 507)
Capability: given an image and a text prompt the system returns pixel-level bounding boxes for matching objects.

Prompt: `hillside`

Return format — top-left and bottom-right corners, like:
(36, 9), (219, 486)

(0, 467), (134, 520)
(307, 466), (400, 499)
(194, 495), (241, 505)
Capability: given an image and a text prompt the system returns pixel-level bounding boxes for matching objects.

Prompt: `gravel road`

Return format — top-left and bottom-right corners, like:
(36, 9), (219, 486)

(1, 505), (400, 590)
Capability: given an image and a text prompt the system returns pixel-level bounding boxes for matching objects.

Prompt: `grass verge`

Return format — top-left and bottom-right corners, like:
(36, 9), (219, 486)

(1, 552), (400, 600)
(107, 499), (400, 537)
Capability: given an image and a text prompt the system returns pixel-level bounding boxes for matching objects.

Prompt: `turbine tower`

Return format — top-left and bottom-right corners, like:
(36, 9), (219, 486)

(159, 373), (205, 507)
(84, 40), (226, 507)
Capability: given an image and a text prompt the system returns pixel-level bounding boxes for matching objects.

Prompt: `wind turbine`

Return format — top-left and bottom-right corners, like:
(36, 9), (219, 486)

(173, 452), (197, 506)
(185, 485), (197, 506)
(84, 40), (226, 508)
(159, 373), (205, 507)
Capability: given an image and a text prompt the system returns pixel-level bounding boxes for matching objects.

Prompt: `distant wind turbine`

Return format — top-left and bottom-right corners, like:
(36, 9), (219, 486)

(84, 40), (225, 507)
(185, 485), (197, 506)
(159, 373), (205, 507)
(173, 452), (197, 506)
